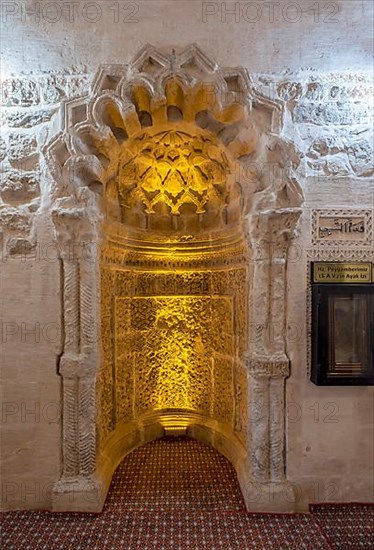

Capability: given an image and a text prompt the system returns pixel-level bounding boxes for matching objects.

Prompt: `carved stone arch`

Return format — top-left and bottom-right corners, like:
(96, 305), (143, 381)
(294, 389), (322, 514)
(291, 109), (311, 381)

(44, 44), (304, 512)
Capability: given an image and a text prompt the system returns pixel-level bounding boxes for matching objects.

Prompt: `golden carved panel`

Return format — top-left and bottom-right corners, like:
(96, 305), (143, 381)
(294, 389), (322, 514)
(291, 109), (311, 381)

(98, 268), (116, 442)
(234, 360), (249, 437)
(99, 262), (248, 443)
(212, 355), (234, 423)
(115, 352), (134, 421)
(115, 296), (234, 419)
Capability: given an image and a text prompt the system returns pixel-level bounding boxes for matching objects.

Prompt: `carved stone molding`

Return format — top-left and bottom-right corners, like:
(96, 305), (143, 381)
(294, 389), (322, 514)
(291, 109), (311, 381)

(307, 247), (374, 262)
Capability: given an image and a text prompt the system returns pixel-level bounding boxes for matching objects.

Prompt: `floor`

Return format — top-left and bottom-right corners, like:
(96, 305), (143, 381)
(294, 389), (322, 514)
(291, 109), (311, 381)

(1, 437), (372, 549)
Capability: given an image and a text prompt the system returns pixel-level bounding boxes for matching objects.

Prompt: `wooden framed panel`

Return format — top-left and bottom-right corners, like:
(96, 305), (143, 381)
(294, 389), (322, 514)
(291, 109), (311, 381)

(311, 279), (374, 386)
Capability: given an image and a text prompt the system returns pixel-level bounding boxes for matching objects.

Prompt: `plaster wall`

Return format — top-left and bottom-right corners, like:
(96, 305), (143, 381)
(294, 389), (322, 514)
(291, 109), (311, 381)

(1, 0), (373, 510)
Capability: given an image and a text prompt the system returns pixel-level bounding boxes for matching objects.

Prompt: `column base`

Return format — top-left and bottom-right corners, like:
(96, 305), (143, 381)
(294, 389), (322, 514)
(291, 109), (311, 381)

(243, 481), (296, 513)
(51, 476), (107, 513)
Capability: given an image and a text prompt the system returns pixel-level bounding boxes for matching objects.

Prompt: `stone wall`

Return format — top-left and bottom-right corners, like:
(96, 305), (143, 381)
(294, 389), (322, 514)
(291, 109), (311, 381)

(1, 1), (373, 510)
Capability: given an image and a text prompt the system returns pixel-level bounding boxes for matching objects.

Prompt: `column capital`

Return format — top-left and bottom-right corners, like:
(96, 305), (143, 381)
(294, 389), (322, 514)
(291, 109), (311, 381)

(52, 202), (100, 260)
(248, 207), (302, 239)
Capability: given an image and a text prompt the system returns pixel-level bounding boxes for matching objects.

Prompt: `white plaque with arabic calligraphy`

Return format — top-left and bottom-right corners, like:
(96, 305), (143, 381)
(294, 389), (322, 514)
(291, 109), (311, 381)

(312, 209), (373, 247)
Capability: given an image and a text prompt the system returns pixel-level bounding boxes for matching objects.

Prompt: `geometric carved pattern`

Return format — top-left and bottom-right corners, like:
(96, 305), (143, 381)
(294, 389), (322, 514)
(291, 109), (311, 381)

(119, 129), (230, 215)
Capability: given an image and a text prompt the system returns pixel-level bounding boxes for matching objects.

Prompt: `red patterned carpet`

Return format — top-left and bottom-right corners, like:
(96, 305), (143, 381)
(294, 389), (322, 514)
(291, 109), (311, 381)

(310, 503), (374, 550)
(1, 437), (372, 549)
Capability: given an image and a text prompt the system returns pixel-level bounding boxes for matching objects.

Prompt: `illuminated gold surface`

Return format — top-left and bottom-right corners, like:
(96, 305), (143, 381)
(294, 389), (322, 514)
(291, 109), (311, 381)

(116, 295), (233, 413)
(97, 121), (248, 446)
(99, 266), (248, 444)
(118, 128), (235, 218)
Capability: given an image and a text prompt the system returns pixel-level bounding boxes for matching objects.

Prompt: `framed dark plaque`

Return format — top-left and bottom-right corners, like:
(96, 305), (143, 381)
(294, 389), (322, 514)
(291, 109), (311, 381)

(311, 262), (374, 385)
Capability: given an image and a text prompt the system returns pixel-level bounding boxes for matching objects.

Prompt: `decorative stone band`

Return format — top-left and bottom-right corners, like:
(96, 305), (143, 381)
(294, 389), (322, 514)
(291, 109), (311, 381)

(59, 354), (96, 379)
(245, 355), (290, 378)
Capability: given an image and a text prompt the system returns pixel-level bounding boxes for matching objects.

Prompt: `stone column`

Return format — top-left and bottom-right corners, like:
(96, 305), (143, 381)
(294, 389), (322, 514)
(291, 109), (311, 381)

(246, 358), (289, 476)
(269, 375), (286, 482)
(51, 211), (104, 511)
(59, 256), (80, 478)
(63, 259), (80, 354)
(77, 255), (99, 477)
(247, 372), (270, 482)
(244, 208), (301, 512)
